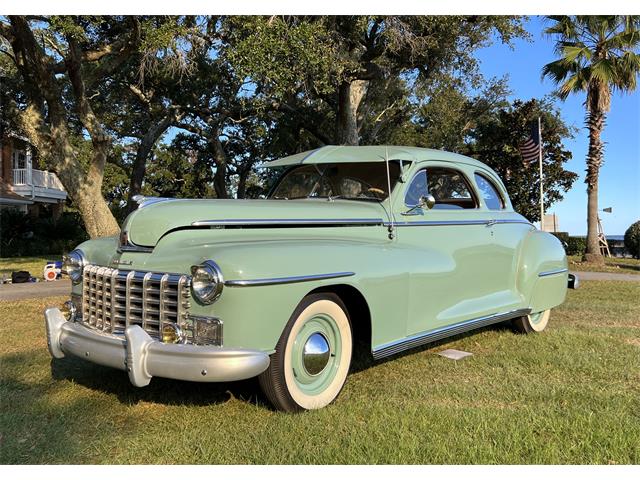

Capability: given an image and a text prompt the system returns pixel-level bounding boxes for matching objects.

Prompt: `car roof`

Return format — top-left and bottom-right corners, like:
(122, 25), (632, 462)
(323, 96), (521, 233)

(264, 145), (492, 170)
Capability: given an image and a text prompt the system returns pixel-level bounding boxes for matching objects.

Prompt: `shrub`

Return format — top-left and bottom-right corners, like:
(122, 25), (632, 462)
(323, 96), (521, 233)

(551, 232), (586, 256)
(624, 220), (640, 259)
(565, 236), (586, 256)
(0, 209), (88, 257)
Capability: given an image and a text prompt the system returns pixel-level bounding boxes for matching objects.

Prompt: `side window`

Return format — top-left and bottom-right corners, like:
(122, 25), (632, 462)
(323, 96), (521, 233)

(404, 170), (428, 206)
(426, 168), (477, 210)
(474, 173), (505, 210)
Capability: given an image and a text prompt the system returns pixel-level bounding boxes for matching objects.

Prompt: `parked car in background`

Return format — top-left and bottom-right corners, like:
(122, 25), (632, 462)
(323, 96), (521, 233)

(45, 146), (573, 412)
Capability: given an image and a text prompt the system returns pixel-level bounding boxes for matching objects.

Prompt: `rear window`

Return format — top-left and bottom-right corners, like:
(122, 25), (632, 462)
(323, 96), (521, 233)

(474, 173), (505, 210)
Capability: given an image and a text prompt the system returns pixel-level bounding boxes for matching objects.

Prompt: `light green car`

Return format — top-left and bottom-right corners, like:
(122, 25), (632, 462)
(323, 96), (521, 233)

(45, 145), (574, 412)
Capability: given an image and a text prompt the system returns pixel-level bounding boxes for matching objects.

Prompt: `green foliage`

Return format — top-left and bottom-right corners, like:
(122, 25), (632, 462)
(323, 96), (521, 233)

(465, 98), (578, 222)
(142, 142), (216, 199)
(624, 220), (640, 258)
(0, 209), (88, 257)
(552, 232), (586, 256)
(543, 16), (640, 104)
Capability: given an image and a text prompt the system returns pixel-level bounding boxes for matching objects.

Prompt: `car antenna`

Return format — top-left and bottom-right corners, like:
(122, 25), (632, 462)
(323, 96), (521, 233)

(385, 147), (395, 240)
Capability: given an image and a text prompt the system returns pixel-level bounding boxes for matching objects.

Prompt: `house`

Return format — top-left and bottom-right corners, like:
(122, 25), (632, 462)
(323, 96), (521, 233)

(0, 133), (67, 217)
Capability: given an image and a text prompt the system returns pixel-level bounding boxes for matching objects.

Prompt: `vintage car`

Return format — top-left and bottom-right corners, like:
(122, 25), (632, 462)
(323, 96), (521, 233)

(45, 145), (575, 412)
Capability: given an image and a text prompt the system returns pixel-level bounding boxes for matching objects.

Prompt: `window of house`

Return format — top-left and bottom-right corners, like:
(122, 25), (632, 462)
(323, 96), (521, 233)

(405, 167), (477, 209)
(474, 173), (505, 210)
(12, 150), (27, 169)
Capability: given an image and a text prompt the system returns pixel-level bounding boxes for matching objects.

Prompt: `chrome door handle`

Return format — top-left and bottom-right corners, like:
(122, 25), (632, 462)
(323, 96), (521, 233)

(486, 220), (497, 227)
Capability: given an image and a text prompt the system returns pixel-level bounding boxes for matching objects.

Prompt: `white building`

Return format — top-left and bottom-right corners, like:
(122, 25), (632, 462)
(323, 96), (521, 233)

(0, 133), (67, 216)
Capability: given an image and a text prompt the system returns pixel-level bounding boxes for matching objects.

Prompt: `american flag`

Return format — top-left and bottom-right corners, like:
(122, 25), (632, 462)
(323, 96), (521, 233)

(519, 122), (541, 166)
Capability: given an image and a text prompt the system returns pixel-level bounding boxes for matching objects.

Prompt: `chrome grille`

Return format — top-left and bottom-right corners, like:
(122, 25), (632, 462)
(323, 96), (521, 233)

(81, 265), (191, 341)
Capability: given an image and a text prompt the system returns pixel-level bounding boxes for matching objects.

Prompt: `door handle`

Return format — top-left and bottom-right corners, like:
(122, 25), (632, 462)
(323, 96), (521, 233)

(485, 220), (497, 227)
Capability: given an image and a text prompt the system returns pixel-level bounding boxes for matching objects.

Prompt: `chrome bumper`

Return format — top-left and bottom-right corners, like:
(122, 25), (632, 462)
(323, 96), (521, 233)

(44, 307), (270, 387)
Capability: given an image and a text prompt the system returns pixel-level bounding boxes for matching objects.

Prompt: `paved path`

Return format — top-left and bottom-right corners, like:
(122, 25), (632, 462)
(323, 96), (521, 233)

(569, 271), (640, 282)
(0, 279), (71, 301)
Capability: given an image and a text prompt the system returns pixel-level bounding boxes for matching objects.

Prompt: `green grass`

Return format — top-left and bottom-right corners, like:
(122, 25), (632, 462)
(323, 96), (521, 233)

(1, 282), (639, 464)
(0, 256), (53, 278)
(568, 255), (640, 275)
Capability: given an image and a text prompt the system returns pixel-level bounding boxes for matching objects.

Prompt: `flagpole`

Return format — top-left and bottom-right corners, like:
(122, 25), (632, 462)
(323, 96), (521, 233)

(538, 116), (544, 231)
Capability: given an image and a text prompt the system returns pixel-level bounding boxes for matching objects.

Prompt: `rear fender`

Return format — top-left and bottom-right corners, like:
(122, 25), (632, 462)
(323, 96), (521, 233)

(516, 230), (568, 312)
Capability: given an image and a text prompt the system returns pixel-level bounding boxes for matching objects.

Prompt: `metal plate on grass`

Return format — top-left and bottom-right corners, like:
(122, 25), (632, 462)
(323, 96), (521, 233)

(437, 349), (473, 360)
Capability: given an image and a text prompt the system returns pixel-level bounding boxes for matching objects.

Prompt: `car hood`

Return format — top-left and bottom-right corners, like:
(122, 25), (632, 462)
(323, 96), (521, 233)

(121, 198), (387, 247)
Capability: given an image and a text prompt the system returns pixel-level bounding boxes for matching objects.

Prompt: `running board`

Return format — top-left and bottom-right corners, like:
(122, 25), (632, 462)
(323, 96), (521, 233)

(372, 308), (531, 360)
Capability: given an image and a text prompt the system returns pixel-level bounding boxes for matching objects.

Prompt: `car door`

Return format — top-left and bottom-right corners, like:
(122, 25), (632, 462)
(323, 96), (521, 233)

(396, 162), (499, 336)
(474, 170), (532, 311)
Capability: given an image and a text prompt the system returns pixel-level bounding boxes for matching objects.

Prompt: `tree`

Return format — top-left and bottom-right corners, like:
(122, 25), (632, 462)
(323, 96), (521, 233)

(465, 98), (578, 221)
(624, 220), (640, 259)
(0, 16), (199, 236)
(543, 15), (640, 263)
(0, 16), (144, 237)
(226, 16), (527, 147)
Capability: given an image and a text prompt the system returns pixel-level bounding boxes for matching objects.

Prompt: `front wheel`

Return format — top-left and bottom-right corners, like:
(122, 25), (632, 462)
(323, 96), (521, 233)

(259, 293), (353, 412)
(512, 309), (551, 334)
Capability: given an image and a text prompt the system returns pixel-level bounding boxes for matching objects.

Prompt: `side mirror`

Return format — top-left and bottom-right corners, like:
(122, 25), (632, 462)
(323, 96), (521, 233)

(402, 194), (436, 216)
(420, 194), (436, 210)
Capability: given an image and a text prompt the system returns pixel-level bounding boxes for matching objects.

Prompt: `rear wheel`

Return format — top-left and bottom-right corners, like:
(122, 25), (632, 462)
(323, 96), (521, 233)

(259, 293), (353, 412)
(512, 309), (551, 334)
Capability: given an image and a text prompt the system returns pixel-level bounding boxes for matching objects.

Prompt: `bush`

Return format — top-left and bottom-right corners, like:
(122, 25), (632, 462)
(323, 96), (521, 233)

(624, 220), (640, 259)
(551, 232), (586, 256)
(0, 209), (88, 257)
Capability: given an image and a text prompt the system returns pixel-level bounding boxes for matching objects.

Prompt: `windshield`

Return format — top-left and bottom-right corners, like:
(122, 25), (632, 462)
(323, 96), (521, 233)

(269, 162), (402, 201)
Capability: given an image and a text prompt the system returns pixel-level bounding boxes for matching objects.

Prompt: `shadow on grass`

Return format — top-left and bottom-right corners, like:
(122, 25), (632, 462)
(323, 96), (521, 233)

(350, 321), (516, 372)
(49, 355), (268, 408)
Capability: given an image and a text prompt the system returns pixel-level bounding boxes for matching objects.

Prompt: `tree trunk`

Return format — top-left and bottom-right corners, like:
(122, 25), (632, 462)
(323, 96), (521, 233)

(583, 105), (606, 264)
(212, 137), (228, 199)
(125, 113), (175, 214)
(335, 79), (368, 145)
(237, 167), (250, 199)
(7, 16), (120, 239)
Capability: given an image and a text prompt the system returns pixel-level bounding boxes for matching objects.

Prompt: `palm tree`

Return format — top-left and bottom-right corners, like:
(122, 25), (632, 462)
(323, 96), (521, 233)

(543, 16), (640, 263)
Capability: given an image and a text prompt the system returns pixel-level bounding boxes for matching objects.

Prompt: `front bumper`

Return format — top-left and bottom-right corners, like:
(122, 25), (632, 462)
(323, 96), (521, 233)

(45, 307), (270, 387)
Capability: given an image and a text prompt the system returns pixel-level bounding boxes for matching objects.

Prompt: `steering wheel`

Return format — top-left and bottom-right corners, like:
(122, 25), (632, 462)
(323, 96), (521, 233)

(367, 187), (386, 197)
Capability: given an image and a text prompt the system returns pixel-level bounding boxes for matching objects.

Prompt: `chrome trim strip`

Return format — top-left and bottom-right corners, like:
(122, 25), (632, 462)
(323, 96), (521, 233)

(372, 308), (531, 360)
(538, 268), (569, 277)
(225, 271), (355, 287)
(118, 245), (154, 253)
(386, 219), (489, 227)
(125, 270), (135, 328)
(141, 272), (152, 331)
(384, 219), (534, 228)
(191, 218), (384, 228)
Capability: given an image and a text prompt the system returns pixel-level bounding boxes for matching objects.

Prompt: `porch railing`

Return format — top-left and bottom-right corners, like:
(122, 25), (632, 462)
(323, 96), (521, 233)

(13, 168), (65, 190)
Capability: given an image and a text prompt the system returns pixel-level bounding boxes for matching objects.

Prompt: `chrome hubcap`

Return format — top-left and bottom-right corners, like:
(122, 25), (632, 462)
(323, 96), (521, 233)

(302, 332), (330, 376)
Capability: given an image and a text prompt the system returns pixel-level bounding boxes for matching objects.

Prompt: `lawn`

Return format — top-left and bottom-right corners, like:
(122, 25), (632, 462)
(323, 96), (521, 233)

(568, 255), (640, 275)
(1, 281), (638, 464)
(0, 256), (53, 278)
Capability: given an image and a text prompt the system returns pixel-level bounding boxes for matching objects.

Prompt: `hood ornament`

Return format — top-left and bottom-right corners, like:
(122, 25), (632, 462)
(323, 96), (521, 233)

(132, 195), (174, 209)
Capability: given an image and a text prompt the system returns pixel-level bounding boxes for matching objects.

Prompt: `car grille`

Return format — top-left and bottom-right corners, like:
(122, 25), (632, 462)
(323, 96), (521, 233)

(81, 265), (192, 341)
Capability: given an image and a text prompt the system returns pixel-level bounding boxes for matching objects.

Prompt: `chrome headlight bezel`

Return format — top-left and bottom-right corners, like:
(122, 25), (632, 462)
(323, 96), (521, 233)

(63, 249), (87, 284)
(190, 260), (224, 305)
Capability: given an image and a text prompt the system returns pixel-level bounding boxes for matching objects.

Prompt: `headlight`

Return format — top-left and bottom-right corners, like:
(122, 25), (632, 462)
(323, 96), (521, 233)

(190, 260), (224, 304)
(63, 249), (86, 284)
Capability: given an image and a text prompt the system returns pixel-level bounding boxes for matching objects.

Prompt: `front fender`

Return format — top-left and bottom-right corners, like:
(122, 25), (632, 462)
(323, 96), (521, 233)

(147, 228), (416, 352)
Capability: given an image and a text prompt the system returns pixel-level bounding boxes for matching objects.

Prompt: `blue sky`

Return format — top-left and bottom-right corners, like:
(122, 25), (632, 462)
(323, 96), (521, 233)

(476, 16), (640, 236)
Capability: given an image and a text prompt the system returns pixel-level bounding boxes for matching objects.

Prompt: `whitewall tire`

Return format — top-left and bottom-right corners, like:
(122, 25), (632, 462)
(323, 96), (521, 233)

(512, 309), (551, 334)
(259, 293), (353, 412)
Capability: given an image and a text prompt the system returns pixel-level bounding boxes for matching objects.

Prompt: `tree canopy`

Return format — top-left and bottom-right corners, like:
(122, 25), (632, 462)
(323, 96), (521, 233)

(0, 15), (579, 236)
